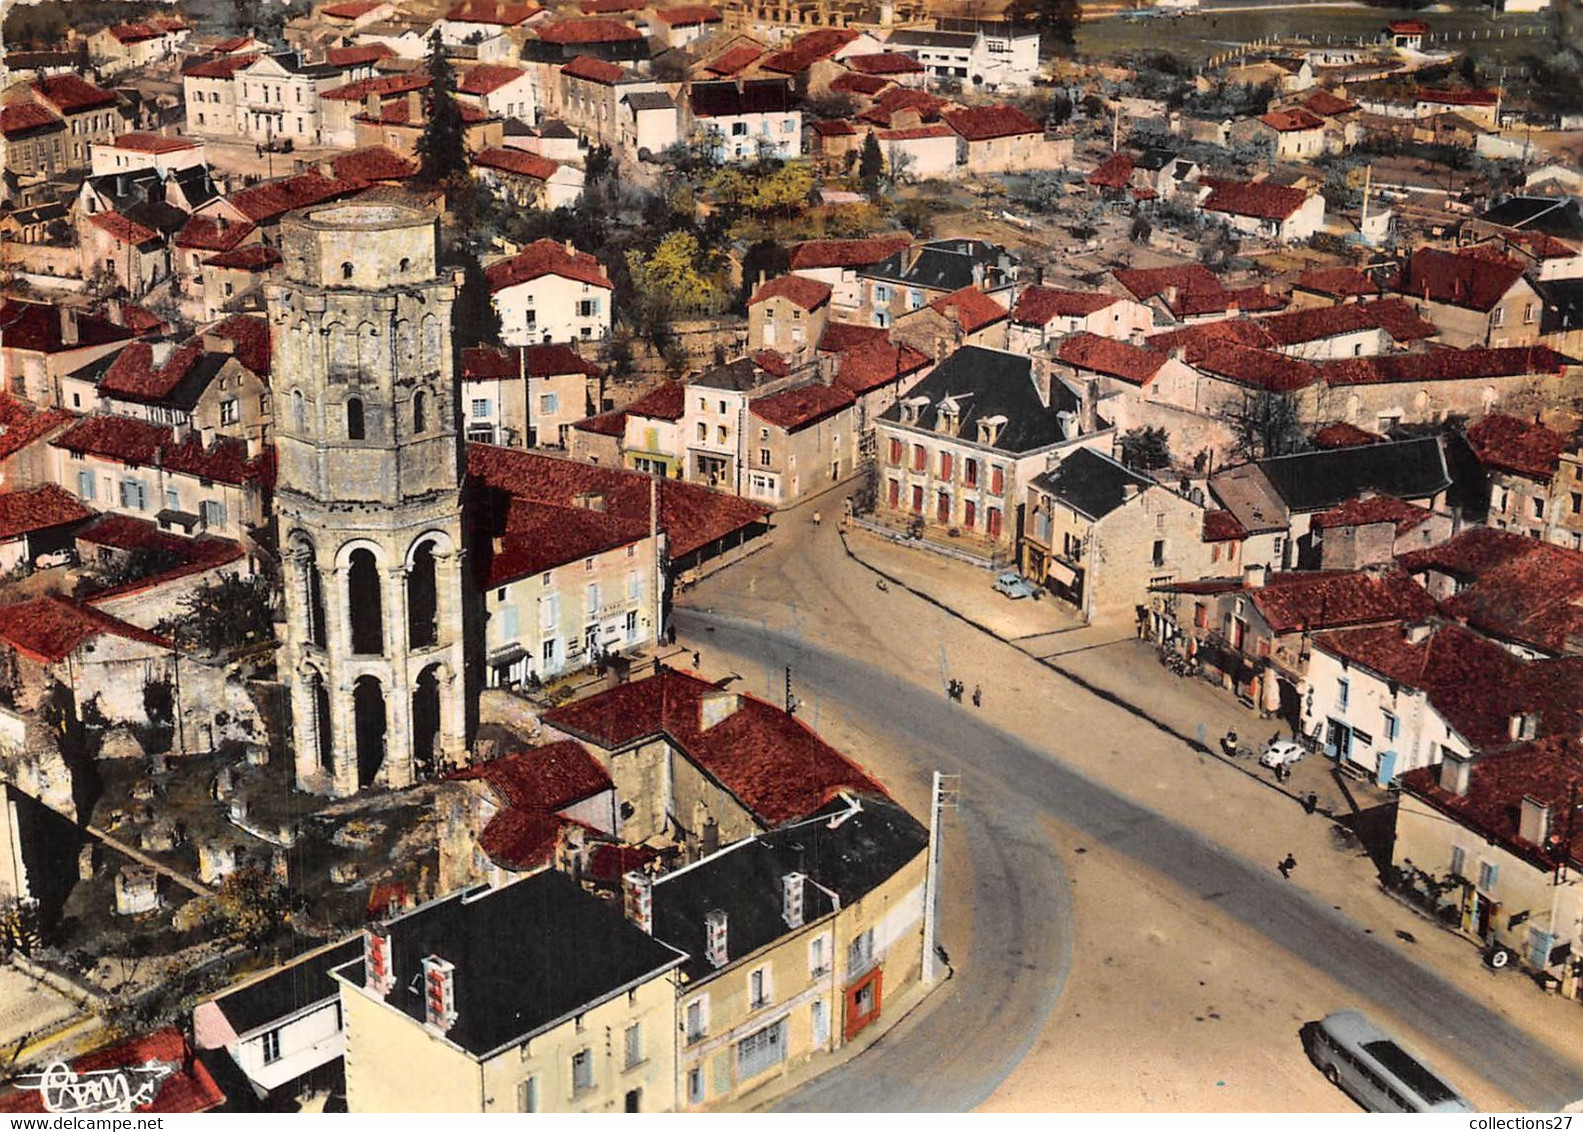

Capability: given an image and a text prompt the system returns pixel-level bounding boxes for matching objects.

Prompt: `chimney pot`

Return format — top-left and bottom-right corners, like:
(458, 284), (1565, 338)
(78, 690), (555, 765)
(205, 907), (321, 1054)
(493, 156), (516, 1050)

(1519, 795), (1550, 846)
(782, 871), (805, 929)
(1439, 750), (1473, 797)
(1244, 563), (1268, 588)
(704, 908), (728, 968)
(59, 307), (80, 347)
(622, 871), (653, 934)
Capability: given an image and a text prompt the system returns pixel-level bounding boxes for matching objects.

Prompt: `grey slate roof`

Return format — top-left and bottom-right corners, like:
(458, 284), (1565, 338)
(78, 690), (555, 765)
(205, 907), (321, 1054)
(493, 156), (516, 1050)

(331, 870), (685, 1059)
(213, 938), (362, 1038)
(622, 90), (675, 111)
(878, 345), (1081, 454)
(1476, 196), (1583, 241)
(861, 238), (1016, 293)
(1257, 435), (1450, 514)
(1031, 447), (1155, 521)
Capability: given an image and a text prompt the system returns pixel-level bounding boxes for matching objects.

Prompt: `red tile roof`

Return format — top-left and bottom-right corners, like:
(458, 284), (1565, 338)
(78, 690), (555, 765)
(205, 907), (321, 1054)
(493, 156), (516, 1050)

(450, 739), (612, 809)
(0, 485), (91, 541)
(818, 320), (890, 354)
(356, 96), (489, 128)
(1202, 179), (1311, 221)
(1500, 230), (1581, 260)
(1056, 331), (1167, 385)
(1397, 526), (1535, 579)
(655, 5), (722, 25)
(752, 348), (791, 377)
(1112, 264), (1223, 304)
(327, 43), (394, 66)
(0, 595), (169, 665)
(99, 340), (203, 402)
(1248, 567), (1436, 634)
(537, 18), (644, 43)
(875, 122), (954, 140)
(622, 380), (688, 421)
(705, 43), (764, 76)
(0, 1028), (222, 1114)
(543, 668), (885, 825)
(107, 21), (166, 43)
(1416, 86), (1499, 107)
(1466, 413), (1568, 481)
(845, 51), (922, 75)
(1321, 345), (1571, 387)
(789, 233), (911, 271)
(0, 301), (133, 354)
(89, 211), (161, 248)
(1190, 341), (1319, 392)
(321, 74), (429, 101)
(1013, 286), (1118, 325)
(573, 409), (627, 436)
(561, 54), (624, 83)
(1312, 493), (1437, 535)
(486, 239), (611, 292)
(1086, 153), (1134, 189)
(446, 0), (544, 24)
(750, 381), (854, 431)
(52, 416), (270, 486)
(830, 72), (892, 96)
(1148, 298), (1436, 355)
(32, 75), (118, 114)
(183, 52), (261, 79)
(462, 343), (601, 380)
(460, 64), (528, 94)
(857, 87), (945, 126)
(229, 170), (355, 223)
(749, 274), (832, 311)
(75, 514), (244, 604)
(1312, 421), (1385, 449)
(943, 103), (1040, 142)
(1295, 265), (1380, 299)
(332, 145), (419, 185)
(926, 285), (1007, 333)
(761, 28), (859, 74)
(1395, 246), (1526, 312)
(324, 0), (388, 17)
(810, 118), (860, 136)
(1301, 89), (1358, 117)
(203, 245), (281, 271)
(467, 444), (769, 563)
(1438, 540), (1583, 655)
(475, 147), (559, 180)
(0, 396), (75, 463)
(1260, 107), (1325, 132)
(1401, 735), (1583, 873)
(832, 337), (929, 395)
(1388, 19), (1430, 33)
(0, 103), (62, 138)
(207, 313), (272, 377)
(1203, 508), (1247, 542)
(111, 132), (198, 154)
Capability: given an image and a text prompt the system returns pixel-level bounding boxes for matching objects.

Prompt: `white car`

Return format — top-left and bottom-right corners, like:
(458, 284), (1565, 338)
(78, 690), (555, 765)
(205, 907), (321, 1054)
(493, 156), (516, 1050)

(1259, 740), (1306, 769)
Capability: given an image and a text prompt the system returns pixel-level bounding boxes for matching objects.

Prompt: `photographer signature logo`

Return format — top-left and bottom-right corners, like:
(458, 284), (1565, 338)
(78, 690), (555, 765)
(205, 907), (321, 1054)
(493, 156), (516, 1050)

(13, 1060), (175, 1114)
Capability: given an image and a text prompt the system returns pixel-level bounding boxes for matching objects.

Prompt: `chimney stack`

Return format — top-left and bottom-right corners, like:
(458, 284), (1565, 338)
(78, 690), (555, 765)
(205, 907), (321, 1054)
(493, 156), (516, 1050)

(59, 306), (79, 347)
(406, 89), (423, 123)
(622, 870), (653, 934)
(1439, 750), (1472, 797)
(422, 955), (458, 1033)
(1243, 562), (1268, 588)
(363, 927), (395, 997)
(699, 689), (740, 730)
(1519, 795), (1550, 846)
(782, 872), (805, 929)
(704, 908), (728, 968)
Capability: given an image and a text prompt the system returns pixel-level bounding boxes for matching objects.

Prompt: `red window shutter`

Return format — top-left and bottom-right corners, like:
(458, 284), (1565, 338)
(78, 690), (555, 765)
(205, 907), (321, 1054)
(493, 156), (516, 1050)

(913, 445), (926, 471)
(911, 485), (924, 513)
(887, 478), (899, 507)
(987, 507), (1002, 538)
(888, 438), (902, 465)
(964, 459), (978, 486)
(990, 466), (1004, 494)
(964, 500), (976, 529)
(940, 451), (953, 480)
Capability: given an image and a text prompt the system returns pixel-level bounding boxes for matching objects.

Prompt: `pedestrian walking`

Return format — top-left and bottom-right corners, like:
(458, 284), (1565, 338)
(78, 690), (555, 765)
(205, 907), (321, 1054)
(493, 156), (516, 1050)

(971, 684), (982, 708)
(812, 510), (822, 527)
(1278, 853), (1297, 880)
(1303, 792), (1318, 815)
(692, 650), (701, 668)
(667, 624), (677, 646)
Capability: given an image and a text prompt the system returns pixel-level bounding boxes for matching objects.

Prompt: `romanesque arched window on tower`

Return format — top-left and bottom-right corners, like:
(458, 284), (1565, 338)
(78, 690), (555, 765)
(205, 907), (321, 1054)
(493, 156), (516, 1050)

(292, 389), (306, 434)
(348, 547), (384, 654)
(347, 397), (365, 441)
(413, 389), (428, 435)
(342, 262), (354, 281)
(408, 539), (438, 649)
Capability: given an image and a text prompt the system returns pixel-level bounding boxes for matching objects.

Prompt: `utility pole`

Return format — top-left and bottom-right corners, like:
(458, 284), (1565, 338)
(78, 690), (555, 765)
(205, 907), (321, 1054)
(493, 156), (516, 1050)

(921, 770), (960, 985)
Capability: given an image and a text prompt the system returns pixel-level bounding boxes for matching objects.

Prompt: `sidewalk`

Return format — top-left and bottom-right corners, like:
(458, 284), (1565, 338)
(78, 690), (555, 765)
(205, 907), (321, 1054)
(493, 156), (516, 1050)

(841, 526), (1388, 826)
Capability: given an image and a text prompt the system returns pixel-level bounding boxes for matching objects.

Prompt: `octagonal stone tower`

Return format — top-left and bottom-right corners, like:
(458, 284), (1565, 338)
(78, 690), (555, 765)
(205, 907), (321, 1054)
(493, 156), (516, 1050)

(268, 202), (474, 797)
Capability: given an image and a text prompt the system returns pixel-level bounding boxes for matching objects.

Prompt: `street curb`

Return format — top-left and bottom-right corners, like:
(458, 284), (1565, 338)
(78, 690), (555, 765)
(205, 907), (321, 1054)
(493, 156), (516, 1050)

(837, 528), (1348, 827)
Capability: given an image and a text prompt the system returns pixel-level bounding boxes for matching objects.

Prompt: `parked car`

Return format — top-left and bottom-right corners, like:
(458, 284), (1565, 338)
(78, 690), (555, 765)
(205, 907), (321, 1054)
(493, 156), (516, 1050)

(993, 573), (1038, 599)
(1259, 740), (1306, 769)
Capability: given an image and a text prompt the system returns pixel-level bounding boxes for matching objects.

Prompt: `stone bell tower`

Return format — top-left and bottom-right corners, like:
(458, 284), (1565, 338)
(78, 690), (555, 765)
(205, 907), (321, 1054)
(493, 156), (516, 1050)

(268, 201), (474, 797)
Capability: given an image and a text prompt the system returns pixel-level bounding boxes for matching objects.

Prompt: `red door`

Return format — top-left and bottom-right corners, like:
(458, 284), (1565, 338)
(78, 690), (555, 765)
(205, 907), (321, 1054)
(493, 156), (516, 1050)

(911, 485), (924, 514)
(986, 507), (1003, 538)
(887, 479), (900, 508)
(937, 491), (951, 524)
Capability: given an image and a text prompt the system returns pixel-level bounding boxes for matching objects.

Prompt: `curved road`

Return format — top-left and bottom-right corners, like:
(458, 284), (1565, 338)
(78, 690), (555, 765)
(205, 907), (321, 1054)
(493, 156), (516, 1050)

(678, 606), (1583, 1113)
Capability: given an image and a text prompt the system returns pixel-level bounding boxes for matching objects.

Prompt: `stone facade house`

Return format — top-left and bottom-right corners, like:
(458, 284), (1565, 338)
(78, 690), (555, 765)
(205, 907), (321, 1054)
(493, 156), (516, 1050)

(486, 239), (613, 346)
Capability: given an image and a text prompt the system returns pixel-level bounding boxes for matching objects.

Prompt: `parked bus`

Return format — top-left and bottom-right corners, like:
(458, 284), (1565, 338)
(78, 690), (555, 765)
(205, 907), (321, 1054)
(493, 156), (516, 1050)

(1305, 1010), (1475, 1113)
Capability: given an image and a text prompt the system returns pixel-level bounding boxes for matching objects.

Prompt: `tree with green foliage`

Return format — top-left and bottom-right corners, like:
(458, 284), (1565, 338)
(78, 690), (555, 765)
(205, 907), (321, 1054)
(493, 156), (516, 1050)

(738, 240), (791, 310)
(858, 132), (884, 194)
(1008, 0), (1080, 50)
(416, 31), (468, 185)
(451, 247), (503, 352)
(625, 231), (729, 318)
(160, 574), (274, 654)
(1222, 390), (1307, 461)
(213, 866), (294, 945)
(1119, 427), (1172, 471)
